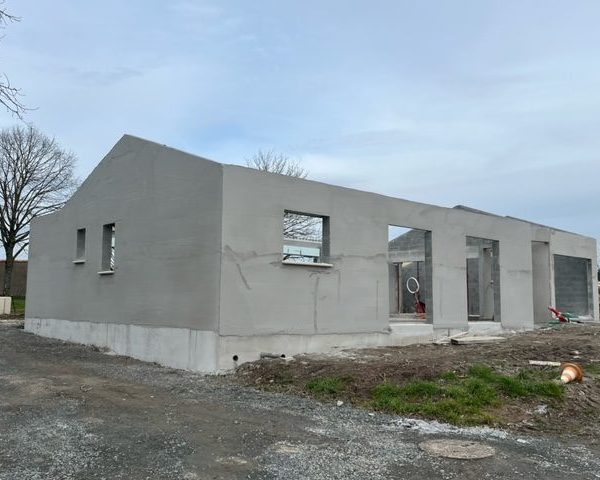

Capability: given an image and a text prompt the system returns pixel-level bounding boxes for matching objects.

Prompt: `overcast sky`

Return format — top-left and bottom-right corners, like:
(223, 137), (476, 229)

(0, 1), (598, 241)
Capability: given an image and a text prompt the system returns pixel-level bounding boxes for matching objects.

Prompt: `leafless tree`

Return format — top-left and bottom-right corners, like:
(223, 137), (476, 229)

(246, 149), (319, 240)
(0, 3), (26, 118)
(0, 125), (77, 295)
(246, 149), (308, 179)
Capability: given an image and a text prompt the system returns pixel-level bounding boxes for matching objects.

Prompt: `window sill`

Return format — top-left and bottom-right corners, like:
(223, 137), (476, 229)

(72, 259), (86, 264)
(282, 260), (333, 268)
(97, 270), (115, 275)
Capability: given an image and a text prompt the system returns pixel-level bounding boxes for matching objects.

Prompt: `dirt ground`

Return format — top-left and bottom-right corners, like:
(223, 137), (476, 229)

(2, 322), (600, 479)
(236, 324), (600, 438)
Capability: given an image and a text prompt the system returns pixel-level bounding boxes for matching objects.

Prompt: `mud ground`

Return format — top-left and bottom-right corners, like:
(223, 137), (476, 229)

(237, 324), (600, 438)
(1, 322), (600, 479)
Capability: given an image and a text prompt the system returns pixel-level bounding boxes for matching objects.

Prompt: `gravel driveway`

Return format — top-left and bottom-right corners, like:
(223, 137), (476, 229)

(1, 323), (599, 479)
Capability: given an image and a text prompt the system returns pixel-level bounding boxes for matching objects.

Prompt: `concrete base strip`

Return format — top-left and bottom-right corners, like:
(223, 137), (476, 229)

(25, 318), (512, 373)
(25, 318), (219, 372)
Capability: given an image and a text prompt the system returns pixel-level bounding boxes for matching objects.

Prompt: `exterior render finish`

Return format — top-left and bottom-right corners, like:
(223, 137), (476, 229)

(25, 135), (599, 372)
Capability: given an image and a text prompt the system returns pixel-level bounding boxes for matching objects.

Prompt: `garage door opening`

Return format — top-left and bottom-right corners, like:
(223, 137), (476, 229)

(553, 254), (593, 319)
(466, 236), (501, 322)
(388, 226), (432, 322)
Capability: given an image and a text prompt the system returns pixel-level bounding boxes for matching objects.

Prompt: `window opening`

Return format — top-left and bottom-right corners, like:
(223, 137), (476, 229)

(282, 211), (329, 264)
(101, 223), (116, 271)
(388, 225), (432, 322)
(75, 228), (86, 260)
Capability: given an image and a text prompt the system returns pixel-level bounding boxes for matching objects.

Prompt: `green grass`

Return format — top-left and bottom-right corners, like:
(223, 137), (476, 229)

(11, 296), (25, 315)
(371, 364), (564, 426)
(306, 376), (349, 396)
(585, 363), (600, 376)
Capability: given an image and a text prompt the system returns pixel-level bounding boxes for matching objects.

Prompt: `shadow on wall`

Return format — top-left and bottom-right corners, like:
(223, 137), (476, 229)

(0, 260), (28, 296)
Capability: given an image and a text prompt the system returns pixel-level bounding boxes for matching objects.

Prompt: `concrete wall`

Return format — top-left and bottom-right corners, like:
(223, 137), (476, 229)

(531, 242), (552, 324)
(26, 135), (223, 334)
(218, 165), (586, 341)
(521, 222), (599, 321)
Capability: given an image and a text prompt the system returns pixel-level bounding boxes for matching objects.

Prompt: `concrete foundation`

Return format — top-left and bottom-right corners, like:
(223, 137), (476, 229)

(27, 317), (500, 372)
(25, 318), (219, 372)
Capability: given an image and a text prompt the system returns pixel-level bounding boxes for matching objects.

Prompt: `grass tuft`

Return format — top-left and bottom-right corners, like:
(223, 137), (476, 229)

(585, 363), (600, 376)
(306, 376), (349, 396)
(11, 296), (25, 315)
(371, 364), (564, 426)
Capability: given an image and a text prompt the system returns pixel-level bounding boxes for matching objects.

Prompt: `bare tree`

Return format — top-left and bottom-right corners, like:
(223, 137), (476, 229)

(246, 149), (318, 240)
(246, 149), (308, 178)
(0, 3), (25, 118)
(0, 125), (77, 295)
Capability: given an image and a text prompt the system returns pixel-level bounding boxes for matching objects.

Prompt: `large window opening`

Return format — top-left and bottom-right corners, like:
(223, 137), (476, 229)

(388, 225), (432, 322)
(282, 211), (330, 265)
(466, 236), (500, 322)
(101, 223), (116, 272)
(553, 254), (593, 319)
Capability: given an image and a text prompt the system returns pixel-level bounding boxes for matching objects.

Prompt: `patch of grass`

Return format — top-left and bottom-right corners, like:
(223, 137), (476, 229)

(585, 363), (600, 376)
(11, 296), (25, 315)
(371, 364), (564, 426)
(440, 371), (460, 381)
(468, 365), (563, 398)
(306, 376), (349, 396)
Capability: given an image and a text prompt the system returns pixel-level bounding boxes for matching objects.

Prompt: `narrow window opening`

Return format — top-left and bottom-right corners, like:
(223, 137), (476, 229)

(75, 228), (86, 261)
(101, 223), (116, 272)
(282, 211), (330, 264)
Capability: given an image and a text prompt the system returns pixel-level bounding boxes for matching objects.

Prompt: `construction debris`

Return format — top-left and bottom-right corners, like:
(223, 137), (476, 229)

(450, 336), (506, 345)
(260, 352), (286, 359)
(528, 360), (561, 367)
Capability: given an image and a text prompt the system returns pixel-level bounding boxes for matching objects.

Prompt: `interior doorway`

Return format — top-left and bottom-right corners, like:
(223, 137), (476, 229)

(466, 236), (500, 322)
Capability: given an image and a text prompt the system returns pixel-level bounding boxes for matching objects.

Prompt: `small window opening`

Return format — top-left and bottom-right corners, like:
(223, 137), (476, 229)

(75, 228), (86, 260)
(282, 211), (329, 264)
(102, 223), (116, 271)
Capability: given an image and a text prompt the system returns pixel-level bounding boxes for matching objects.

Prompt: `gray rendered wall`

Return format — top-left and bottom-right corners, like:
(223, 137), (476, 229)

(524, 223), (599, 321)
(218, 165), (553, 337)
(531, 242), (552, 324)
(26, 135), (223, 331)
